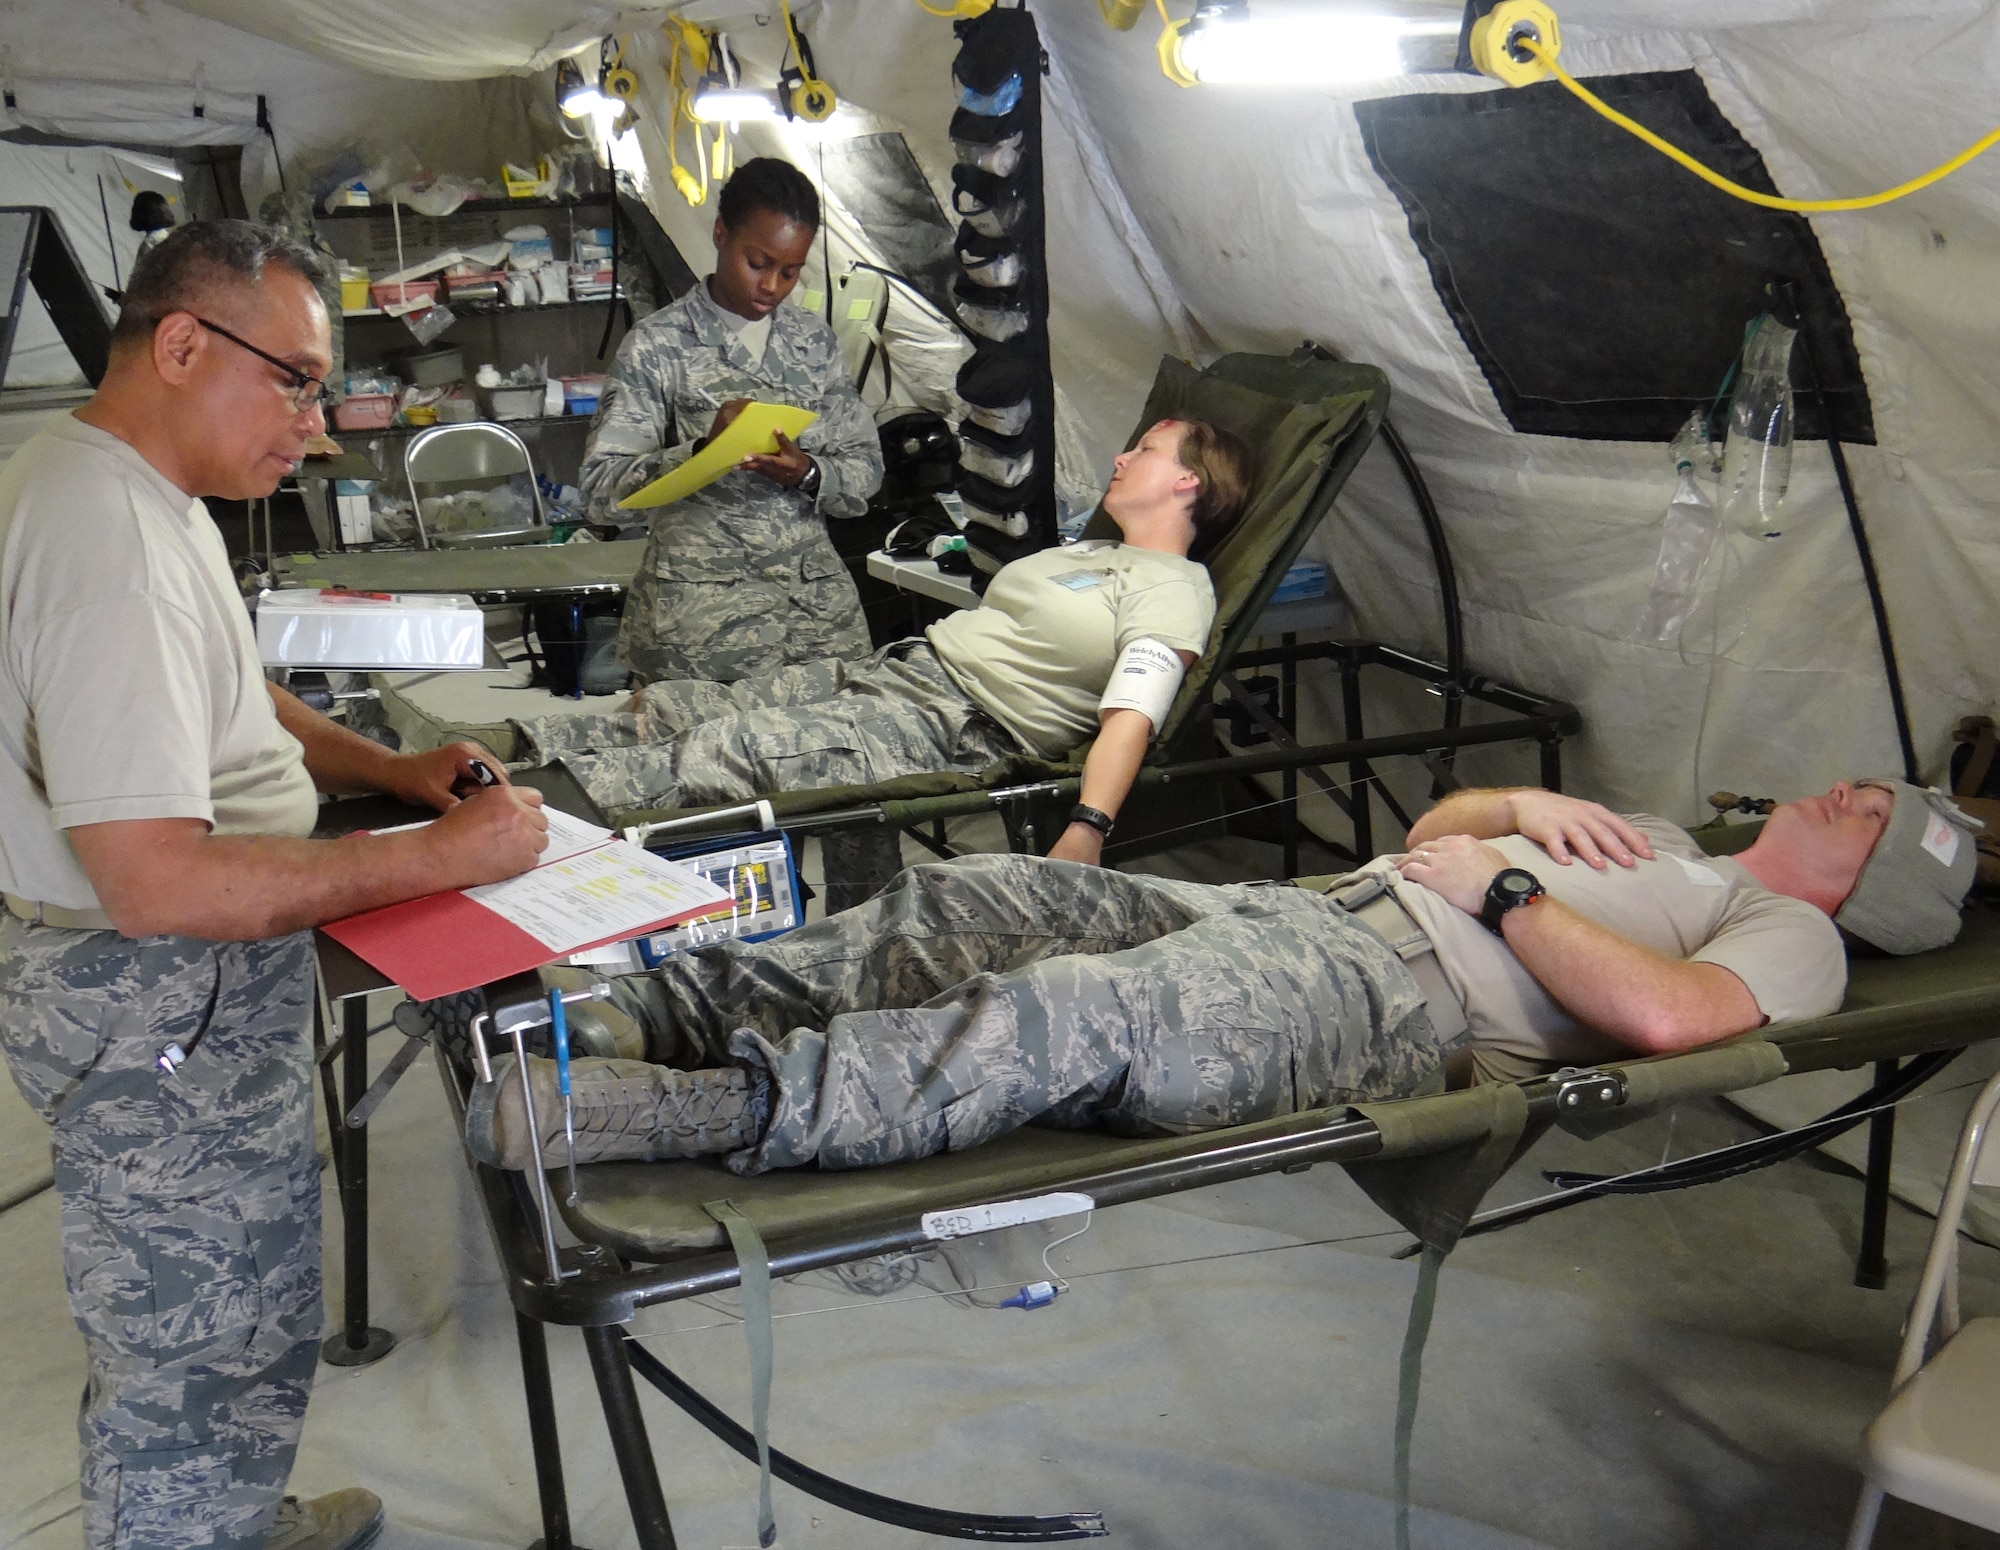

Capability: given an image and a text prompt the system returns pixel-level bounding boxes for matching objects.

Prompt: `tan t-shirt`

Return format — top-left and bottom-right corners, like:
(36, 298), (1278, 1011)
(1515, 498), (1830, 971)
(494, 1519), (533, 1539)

(1348, 815), (1847, 1083)
(928, 540), (1214, 758)
(0, 415), (318, 912)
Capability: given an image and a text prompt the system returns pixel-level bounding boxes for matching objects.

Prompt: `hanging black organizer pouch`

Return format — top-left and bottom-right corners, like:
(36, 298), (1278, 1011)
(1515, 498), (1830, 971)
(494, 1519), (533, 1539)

(947, 5), (1058, 569)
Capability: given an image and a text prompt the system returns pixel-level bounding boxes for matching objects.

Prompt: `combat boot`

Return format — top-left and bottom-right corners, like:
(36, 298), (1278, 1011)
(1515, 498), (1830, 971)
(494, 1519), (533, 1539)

(536, 965), (646, 1058)
(265, 1489), (384, 1550)
(464, 1054), (769, 1170)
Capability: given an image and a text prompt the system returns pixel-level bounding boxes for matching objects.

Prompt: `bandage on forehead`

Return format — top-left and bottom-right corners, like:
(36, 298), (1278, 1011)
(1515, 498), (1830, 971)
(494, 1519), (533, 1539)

(1834, 778), (1983, 954)
(1098, 637), (1188, 733)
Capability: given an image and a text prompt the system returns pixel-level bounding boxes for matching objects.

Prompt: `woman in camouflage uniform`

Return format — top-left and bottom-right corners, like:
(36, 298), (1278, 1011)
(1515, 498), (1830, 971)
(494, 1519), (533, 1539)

(580, 159), (883, 685)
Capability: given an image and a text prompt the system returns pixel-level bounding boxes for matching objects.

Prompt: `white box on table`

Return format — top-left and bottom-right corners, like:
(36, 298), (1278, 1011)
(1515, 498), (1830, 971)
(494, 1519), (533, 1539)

(256, 589), (485, 671)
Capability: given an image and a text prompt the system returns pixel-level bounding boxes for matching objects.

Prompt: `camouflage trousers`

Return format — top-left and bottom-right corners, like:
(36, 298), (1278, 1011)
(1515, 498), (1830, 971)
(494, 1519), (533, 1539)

(518, 642), (1024, 910)
(617, 554), (870, 687)
(0, 921), (321, 1550)
(605, 852), (1451, 1175)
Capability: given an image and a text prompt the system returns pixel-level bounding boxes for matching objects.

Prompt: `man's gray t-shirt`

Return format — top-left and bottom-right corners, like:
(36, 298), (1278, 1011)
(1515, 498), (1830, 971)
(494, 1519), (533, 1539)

(0, 415), (318, 912)
(1353, 814), (1848, 1082)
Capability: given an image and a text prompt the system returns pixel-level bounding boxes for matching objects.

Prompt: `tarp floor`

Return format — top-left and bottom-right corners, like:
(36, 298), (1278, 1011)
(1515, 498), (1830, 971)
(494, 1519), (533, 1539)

(7, 1014), (2000, 1549)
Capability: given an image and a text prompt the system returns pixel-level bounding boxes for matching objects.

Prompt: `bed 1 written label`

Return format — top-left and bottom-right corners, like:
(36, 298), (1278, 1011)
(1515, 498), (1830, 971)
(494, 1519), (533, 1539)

(921, 1191), (1096, 1240)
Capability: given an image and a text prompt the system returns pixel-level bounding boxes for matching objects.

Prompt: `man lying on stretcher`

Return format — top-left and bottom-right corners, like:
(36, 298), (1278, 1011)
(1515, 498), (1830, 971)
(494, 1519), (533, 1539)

(461, 778), (1982, 1176)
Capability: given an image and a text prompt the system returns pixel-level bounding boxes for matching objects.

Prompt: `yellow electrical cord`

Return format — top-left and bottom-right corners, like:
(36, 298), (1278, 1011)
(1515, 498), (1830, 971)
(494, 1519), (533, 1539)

(661, 19), (711, 207)
(775, 0), (838, 120)
(914, 0), (993, 17)
(1515, 35), (2000, 214)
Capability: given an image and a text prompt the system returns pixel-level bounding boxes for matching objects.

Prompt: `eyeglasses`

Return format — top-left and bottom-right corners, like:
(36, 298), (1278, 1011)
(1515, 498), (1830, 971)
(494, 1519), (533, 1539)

(195, 317), (329, 412)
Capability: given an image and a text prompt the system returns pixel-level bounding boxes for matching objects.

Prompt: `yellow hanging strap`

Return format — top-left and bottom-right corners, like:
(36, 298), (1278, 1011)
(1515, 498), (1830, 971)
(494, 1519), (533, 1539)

(1515, 35), (2000, 214)
(913, 0), (993, 17)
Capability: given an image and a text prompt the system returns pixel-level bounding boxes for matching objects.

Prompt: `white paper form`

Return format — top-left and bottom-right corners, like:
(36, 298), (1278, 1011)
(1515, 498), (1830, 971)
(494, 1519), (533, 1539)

(373, 805), (613, 865)
(534, 807), (617, 864)
(464, 840), (732, 952)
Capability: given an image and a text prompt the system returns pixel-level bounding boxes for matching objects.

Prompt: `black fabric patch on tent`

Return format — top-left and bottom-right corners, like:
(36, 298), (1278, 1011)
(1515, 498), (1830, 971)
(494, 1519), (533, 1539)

(814, 132), (957, 321)
(1354, 71), (1874, 444)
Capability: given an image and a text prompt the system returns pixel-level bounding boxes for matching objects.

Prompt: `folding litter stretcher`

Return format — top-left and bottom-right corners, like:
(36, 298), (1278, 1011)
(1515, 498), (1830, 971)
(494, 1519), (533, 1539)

(399, 795), (2000, 1550)
(372, 350), (1581, 873)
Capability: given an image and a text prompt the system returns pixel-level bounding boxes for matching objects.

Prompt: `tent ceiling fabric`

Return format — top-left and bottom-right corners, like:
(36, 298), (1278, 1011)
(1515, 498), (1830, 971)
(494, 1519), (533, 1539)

(160, 0), (647, 79)
(3, 81), (262, 147)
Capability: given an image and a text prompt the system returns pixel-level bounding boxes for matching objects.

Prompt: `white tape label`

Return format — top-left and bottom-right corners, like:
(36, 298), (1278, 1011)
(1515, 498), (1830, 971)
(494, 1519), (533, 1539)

(1669, 854), (1726, 888)
(1922, 812), (1962, 866)
(921, 1191), (1096, 1241)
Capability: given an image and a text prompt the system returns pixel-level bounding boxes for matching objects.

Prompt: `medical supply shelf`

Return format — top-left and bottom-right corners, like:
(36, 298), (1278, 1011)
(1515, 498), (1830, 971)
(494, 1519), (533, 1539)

(340, 294), (624, 319)
(316, 194), (618, 220)
(321, 411), (588, 438)
(316, 189), (634, 489)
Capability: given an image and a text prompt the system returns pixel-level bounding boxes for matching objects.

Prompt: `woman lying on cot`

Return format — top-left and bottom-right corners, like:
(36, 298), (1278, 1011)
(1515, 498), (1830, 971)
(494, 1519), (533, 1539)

(459, 778), (1983, 1176)
(512, 417), (1254, 908)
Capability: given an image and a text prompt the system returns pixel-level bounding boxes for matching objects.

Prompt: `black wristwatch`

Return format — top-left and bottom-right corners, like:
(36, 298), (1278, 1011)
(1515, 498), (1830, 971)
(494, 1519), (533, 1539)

(797, 457), (823, 502)
(1479, 867), (1546, 935)
(1067, 804), (1115, 839)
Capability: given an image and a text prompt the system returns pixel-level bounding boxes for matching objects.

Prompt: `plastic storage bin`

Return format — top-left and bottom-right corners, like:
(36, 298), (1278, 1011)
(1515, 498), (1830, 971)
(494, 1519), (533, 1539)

(369, 278), (439, 310)
(488, 385), (545, 421)
(331, 394), (398, 431)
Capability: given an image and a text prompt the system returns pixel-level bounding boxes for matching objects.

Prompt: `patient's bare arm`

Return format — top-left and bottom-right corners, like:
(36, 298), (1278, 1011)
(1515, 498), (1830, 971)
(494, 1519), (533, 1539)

(1047, 708), (1152, 865)
(1404, 786), (1653, 870)
(1396, 834), (1761, 1053)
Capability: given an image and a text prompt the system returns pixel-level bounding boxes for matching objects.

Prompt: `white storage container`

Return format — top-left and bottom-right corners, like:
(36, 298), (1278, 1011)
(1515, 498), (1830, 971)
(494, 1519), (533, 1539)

(256, 590), (486, 671)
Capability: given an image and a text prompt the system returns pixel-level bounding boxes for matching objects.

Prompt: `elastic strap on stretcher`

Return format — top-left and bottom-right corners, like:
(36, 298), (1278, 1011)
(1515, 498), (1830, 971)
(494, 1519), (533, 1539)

(705, 1199), (778, 1548)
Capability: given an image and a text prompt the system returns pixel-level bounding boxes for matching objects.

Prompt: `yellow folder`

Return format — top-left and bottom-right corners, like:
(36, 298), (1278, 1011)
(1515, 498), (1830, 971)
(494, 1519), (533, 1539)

(617, 402), (819, 510)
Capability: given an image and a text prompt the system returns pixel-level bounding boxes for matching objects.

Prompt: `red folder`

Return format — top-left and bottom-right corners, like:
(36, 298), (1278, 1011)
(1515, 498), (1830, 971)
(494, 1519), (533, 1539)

(322, 880), (724, 1001)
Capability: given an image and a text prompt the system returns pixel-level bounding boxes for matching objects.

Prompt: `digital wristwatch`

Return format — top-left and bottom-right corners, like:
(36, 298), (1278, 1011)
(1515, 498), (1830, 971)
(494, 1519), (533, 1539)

(1479, 867), (1546, 935)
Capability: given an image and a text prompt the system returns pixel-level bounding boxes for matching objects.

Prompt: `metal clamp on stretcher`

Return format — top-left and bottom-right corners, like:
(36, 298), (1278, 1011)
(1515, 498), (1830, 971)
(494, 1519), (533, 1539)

(1323, 874), (1470, 1043)
(468, 982), (615, 1285)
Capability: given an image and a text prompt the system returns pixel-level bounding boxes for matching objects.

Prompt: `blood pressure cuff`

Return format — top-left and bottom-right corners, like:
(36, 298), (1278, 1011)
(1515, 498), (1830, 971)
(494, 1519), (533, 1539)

(1098, 637), (1188, 733)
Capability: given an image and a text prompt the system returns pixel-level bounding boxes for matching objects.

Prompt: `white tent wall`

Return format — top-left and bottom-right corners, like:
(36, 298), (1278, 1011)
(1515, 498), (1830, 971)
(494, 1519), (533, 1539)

(5, 0), (543, 228)
(0, 144), (157, 386)
(998, 4), (2000, 824)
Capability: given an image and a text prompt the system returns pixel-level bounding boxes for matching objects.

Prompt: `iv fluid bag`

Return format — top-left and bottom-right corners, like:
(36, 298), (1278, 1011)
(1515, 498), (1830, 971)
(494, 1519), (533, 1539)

(1717, 315), (1796, 539)
(1643, 423), (1718, 646)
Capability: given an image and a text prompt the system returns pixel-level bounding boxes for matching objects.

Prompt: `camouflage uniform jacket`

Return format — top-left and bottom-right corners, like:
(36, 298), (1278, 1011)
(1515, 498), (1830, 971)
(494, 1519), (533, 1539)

(582, 285), (883, 680)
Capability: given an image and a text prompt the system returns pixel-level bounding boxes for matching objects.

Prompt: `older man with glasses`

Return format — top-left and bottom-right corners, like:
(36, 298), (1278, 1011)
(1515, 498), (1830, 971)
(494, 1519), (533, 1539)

(0, 222), (551, 1550)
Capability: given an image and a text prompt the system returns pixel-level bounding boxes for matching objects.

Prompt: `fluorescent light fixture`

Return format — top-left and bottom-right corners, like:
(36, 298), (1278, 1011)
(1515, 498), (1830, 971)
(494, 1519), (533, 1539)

(1177, 4), (1459, 85)
(691, 85), (780, 122)
(557, 57), (610, 117)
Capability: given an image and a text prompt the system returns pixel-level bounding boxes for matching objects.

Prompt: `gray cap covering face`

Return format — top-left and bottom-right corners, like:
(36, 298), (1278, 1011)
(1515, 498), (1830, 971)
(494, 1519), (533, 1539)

(1833, 780), (1983, 955)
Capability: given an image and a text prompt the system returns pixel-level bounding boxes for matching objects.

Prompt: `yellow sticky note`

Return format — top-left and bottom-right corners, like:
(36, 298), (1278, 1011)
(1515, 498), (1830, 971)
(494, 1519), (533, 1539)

(618, 402), (819, 510)
(797, 288), (825, 313)
(846, 296), (875, 321)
